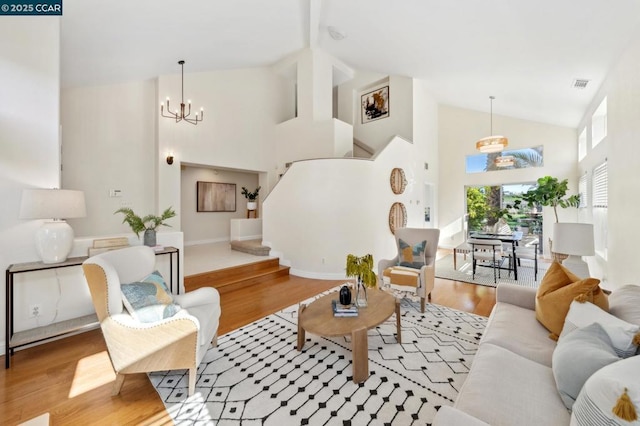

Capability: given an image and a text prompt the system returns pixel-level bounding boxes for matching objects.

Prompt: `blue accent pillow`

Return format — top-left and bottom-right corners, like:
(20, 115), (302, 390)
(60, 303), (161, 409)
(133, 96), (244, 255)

(552, 322), (620, 409)
(398, 239), (427, 269)
(121, 270), (180, 323)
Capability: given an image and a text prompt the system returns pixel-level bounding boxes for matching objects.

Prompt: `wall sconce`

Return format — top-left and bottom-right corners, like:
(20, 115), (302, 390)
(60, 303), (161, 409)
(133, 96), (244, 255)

(166, 154), (174, 165)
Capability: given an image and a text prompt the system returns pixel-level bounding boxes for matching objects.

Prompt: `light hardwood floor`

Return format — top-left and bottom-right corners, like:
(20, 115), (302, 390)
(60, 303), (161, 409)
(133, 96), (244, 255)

(0, 274), (495, 425)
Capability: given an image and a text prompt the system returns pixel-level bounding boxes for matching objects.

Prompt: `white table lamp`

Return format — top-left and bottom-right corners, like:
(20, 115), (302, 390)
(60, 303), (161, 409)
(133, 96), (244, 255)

(552, 222), (595, 278)
(19, 189), (86, 264)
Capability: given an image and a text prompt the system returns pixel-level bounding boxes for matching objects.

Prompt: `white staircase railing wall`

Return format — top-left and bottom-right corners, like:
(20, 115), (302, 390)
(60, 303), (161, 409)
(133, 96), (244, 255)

(263, 136), (431, 279)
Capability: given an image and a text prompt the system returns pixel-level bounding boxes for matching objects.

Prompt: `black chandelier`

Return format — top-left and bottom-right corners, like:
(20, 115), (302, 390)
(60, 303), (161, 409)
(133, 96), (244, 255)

(160, 60), (204, 125)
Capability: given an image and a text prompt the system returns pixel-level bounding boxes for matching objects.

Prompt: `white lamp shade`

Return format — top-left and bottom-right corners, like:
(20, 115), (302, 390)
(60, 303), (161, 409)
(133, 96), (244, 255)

(19, 189), (86, 219)
(19, 189), (86, 263)
(552, 223), (595, 256)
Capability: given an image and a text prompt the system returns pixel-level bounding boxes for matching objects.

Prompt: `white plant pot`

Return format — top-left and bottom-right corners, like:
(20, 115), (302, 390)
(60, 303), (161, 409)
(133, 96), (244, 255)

(247, 201), (257, 210)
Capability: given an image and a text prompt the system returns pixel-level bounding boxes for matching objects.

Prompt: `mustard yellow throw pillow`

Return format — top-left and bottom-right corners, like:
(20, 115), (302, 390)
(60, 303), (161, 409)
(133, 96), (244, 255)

(535, 261), (608, 339)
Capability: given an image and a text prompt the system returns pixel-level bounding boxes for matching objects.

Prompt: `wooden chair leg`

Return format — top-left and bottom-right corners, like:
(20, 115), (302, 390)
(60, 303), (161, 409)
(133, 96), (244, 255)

(188, 367), (196, 396)
(112, 373), (126, 396)
(420, 297), (426, 313)
(211, 333), (218, 347)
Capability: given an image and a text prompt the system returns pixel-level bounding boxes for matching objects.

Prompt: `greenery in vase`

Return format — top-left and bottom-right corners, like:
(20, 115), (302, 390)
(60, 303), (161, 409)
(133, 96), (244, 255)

(241, 186), (261, 201)
(346, 254), (377, 288)
(511, 176), (580, 223)
(114, 207), (176, 238)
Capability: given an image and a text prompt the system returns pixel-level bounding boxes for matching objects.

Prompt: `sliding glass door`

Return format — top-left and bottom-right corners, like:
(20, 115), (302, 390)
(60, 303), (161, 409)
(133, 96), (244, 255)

(465, 182), (542, 252)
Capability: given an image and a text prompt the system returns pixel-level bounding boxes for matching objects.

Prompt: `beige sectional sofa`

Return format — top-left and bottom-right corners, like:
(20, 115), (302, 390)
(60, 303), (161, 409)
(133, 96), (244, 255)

(433, 283), (640, 425)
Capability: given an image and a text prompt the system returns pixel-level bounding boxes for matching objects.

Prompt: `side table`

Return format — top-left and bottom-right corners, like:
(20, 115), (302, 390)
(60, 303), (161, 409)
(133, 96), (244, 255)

(5, 246), (179, 368)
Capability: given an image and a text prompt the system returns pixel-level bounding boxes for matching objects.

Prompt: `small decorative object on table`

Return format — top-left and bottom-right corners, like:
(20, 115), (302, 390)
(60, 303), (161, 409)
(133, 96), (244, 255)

(114, 207), (176, 247)
(346, 254), (377, 308)
(339, 285), (352, 306)
(331, 300), (358, 317)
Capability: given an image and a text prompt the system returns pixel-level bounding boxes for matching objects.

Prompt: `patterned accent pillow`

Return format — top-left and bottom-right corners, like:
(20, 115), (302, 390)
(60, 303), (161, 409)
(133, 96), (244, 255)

(398, 239), (427, 269)
(552, 322), (620, 409)
(121, 270), (180, 323)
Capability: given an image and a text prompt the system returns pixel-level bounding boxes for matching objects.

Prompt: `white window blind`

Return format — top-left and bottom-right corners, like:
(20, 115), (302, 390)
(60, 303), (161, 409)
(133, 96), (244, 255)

(593, 161), (608, 208)
(578, 174), (588, 208)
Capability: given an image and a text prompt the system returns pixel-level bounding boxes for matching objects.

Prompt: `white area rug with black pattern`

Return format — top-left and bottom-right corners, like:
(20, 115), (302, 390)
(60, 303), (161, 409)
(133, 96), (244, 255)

(435, 254), (549, 288)
(149, 289), (487, 425)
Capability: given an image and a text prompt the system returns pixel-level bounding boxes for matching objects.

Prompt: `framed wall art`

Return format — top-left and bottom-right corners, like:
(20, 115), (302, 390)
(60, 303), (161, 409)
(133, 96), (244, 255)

(197, 181), (236, 212)
(361, 85), (389, 123)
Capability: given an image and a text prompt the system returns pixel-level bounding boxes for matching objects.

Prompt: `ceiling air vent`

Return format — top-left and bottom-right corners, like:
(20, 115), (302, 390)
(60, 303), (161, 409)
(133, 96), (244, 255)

(572, 79), (590, 89)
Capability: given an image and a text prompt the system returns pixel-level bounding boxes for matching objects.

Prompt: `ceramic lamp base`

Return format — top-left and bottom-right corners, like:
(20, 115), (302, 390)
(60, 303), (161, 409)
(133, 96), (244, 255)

(561, 255), (590, 279)
(35, 220), (74, 264)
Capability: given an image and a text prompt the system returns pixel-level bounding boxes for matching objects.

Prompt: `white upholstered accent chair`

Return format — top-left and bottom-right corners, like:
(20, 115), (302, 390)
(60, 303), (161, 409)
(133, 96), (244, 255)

(378, 227), (440, 312)
(82, 246), (221, 397)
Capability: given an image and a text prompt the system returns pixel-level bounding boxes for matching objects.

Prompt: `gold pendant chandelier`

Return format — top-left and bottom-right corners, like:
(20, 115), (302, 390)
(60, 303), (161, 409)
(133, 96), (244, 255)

(476, 96), (507, 153)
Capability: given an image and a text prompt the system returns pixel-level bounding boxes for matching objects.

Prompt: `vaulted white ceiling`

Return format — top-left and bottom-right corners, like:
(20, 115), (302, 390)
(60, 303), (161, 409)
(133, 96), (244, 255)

(61, 0), (640, 127)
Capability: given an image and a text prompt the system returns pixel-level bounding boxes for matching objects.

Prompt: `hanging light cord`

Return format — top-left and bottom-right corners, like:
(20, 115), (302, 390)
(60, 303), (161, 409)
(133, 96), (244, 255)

(490, 95), (495, 135)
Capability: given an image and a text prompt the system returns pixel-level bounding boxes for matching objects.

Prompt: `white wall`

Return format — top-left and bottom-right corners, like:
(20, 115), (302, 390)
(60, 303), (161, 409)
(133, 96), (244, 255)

(412, 80), (440, 226)
(61, 80), (157, 237)
(263, 136), (436, 278)
(180, 166), (259, 244)
(0, 18), (61, 354)
(438, 105), (578, 253)
(157, 67), (285, 230)
(576, 34), (640, 289)
(339, 73), (414, 152)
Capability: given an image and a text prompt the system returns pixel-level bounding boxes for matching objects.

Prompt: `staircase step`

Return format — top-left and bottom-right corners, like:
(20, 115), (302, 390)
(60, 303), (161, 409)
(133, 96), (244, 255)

(185, 258), (290, 294)
(230, 239), (270, 256)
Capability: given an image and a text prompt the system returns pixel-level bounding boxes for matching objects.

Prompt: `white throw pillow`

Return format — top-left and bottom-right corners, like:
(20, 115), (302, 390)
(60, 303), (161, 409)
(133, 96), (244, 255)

(560, 300), (640, 358)
(609, 284), (640, 327)
(571, 355), (640, 425)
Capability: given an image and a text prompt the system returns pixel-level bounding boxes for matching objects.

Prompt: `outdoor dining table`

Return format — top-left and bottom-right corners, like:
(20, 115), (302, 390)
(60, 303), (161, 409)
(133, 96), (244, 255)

(469, 231), (523, 280)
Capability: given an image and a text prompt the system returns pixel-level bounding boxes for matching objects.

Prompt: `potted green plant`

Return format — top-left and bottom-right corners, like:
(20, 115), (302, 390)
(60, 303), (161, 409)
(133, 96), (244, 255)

(346, 254), (377, 307)
(114, 206), (176, 247)
(512, 176), (580, 223)
(511, 176), (580, 260)
(241, 186), (261, 210)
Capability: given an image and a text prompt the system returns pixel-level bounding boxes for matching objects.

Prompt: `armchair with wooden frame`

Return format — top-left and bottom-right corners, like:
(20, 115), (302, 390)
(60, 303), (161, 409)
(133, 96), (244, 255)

(82, 246), (220, 397)
(378, 227), (440, 312)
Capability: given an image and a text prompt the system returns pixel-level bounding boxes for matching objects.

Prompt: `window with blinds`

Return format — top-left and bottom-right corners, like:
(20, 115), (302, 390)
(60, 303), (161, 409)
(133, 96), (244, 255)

(578, 128), (587, 161)
(578, 173), (588, 208)
(593, 161), (608, 208)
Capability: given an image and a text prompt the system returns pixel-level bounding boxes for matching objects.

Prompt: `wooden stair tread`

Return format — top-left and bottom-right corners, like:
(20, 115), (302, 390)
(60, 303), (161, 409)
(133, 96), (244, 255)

(185, 258), (290, 294)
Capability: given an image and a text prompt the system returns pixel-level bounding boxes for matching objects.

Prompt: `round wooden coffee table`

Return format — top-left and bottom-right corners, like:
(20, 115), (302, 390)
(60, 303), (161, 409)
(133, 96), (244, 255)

(296, 288), (401, 383)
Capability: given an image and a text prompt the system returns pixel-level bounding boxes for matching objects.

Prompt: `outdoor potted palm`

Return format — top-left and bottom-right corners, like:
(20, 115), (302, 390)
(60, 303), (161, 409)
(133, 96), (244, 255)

(114, 206), (176, 247)
(346, 254), (377, 307)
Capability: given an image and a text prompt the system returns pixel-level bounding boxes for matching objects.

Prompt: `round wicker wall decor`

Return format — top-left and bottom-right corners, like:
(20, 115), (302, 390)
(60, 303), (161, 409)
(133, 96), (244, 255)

(388, 202), (407, 234)
(390, 167), (407, 194)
